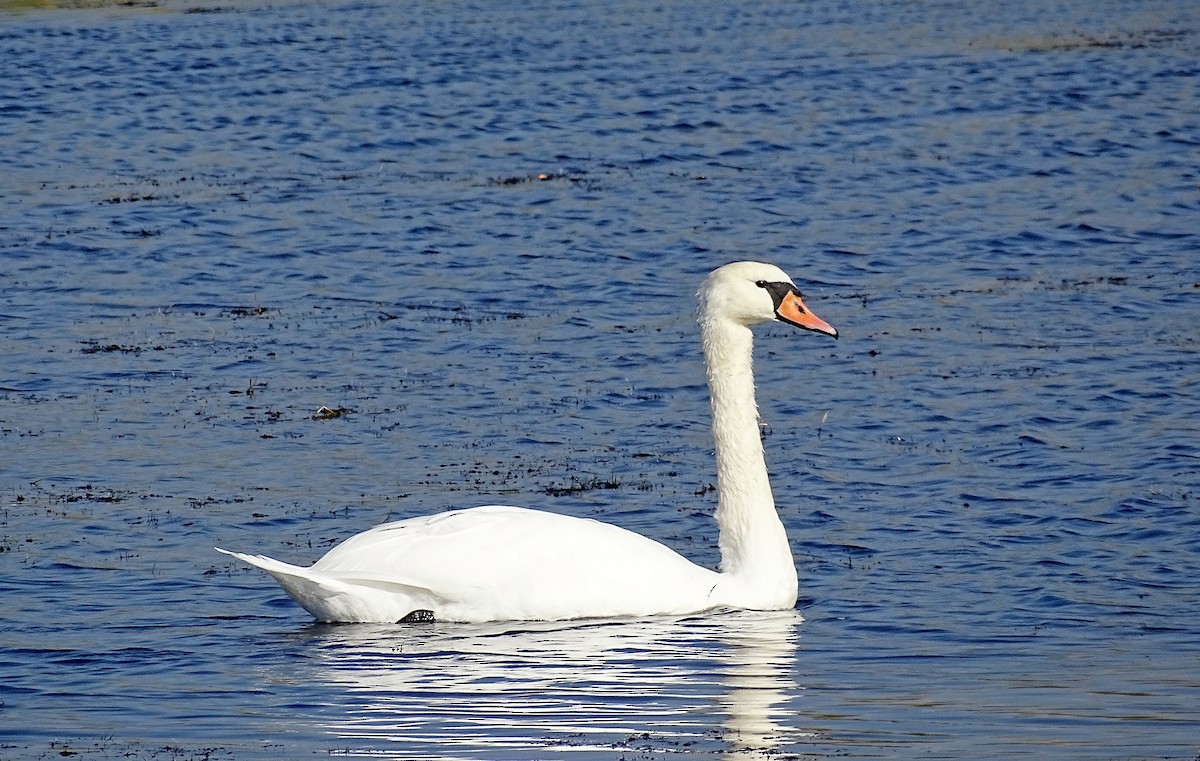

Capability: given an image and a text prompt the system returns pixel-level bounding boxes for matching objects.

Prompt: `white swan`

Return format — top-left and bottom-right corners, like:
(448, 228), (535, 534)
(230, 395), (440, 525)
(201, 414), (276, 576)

(217, 261), (838, 623)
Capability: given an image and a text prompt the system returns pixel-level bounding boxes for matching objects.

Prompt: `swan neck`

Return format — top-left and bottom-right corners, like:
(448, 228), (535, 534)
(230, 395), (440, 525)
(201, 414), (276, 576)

(701, 315), (796, 601)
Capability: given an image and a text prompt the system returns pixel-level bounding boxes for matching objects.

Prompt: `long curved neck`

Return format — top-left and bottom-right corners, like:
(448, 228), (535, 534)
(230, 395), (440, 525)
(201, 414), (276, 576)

(701, 314), (798, 603)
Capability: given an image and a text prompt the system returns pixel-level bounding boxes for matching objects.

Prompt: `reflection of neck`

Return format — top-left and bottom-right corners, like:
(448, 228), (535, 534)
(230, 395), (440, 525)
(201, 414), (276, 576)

(701, 314), (798, 607)
(718, 610), (803, 759)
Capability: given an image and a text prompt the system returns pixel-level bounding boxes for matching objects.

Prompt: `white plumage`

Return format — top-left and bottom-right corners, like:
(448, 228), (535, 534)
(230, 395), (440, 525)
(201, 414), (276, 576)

(218, 261), (838, 623)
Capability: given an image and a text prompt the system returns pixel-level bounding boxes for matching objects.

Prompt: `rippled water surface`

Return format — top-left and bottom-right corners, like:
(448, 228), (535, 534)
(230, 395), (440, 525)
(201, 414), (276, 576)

(2, 0), (1198, 758)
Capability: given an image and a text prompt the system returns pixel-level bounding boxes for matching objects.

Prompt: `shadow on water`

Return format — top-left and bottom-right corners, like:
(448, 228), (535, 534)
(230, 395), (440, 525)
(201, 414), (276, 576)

(281, 610), (805, 760)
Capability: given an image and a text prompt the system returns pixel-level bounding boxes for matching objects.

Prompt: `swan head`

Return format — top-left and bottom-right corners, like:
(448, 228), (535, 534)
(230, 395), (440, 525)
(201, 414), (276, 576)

(701, 261), (838, 339)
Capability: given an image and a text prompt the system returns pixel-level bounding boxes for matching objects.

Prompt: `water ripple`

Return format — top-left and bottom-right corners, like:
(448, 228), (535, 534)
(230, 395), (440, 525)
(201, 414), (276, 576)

(2, 0), (1198, 758)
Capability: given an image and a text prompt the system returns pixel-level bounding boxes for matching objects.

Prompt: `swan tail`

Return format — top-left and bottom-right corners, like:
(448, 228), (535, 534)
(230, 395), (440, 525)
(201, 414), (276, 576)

(215, 547), (440, 623)
(216, 547), (309, 578)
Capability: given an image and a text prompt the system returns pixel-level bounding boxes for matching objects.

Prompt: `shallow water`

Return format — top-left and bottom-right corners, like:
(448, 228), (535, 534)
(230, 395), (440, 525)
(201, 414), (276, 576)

(2, 0), (1199, 758)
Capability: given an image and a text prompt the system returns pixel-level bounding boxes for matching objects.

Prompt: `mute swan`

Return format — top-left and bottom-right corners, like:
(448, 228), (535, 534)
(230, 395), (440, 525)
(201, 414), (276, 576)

(217, 261), (838, 623)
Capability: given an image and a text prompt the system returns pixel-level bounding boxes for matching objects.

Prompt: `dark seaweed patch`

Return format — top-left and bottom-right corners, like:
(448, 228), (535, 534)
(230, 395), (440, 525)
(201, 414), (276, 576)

(543, 476), (621, 497)
(223, 306), (271, 318)
(80, 342), (164, 354)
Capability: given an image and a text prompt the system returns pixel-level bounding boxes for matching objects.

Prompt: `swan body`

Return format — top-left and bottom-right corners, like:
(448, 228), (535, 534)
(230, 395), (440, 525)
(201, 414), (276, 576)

(218, 261), (838, 623)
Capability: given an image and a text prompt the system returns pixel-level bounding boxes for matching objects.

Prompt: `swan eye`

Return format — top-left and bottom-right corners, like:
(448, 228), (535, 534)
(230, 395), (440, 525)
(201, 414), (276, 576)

(756, 279), (803, 314)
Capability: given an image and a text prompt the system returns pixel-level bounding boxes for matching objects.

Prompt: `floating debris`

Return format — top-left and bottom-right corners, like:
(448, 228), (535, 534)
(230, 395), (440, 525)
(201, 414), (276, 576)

(489, 171), (578, 186)
(313, 406), (350, 420)
(228, 380), (260, 396)
(100, 193), (161, 204)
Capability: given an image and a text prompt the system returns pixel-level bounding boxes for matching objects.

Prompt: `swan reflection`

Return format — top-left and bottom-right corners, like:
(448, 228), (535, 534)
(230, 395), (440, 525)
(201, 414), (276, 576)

(300, 609), (806, 759)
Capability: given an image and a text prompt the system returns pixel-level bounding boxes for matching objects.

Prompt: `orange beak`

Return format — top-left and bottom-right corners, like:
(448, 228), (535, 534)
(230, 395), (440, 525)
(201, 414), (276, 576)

(776, 290), (838, 339)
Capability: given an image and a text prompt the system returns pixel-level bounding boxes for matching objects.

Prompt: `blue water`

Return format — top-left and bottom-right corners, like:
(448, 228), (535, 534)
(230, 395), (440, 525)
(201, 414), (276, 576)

(2, 0), (1198, 758)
